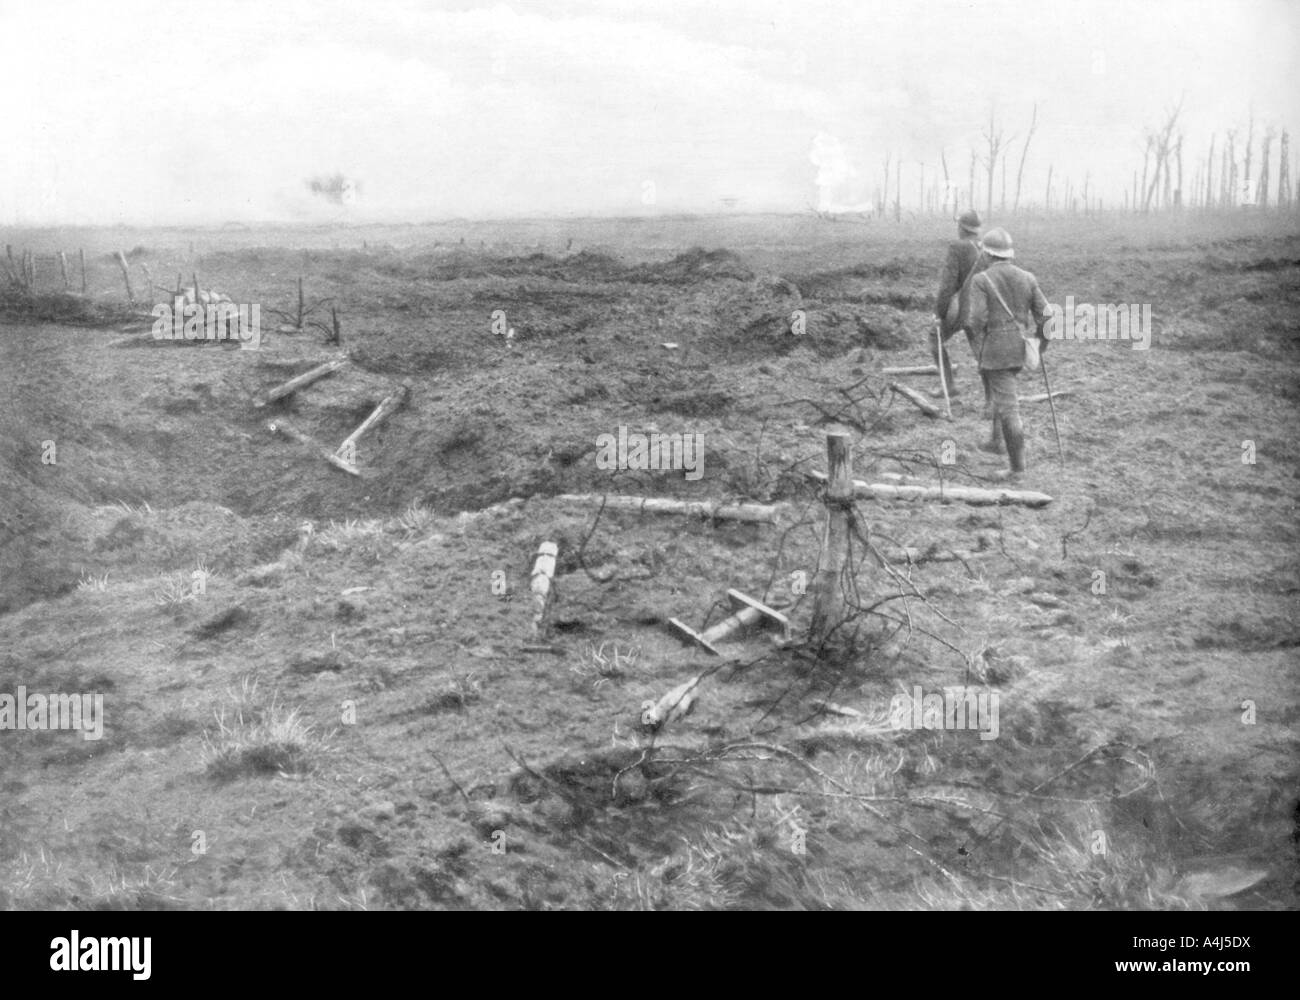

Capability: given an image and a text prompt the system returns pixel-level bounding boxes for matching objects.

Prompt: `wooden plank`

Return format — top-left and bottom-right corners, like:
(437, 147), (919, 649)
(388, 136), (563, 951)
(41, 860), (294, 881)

(807, 470), (1052, 508)
(888, 380), (942, 418)
(261, 357), (348, 405)
(553, 494), (778, 524)
(1020, 390), (1072, 404)
(882, 365), (942, 376)
(335, 385), (408, 460)
(267, 417), (360, 475)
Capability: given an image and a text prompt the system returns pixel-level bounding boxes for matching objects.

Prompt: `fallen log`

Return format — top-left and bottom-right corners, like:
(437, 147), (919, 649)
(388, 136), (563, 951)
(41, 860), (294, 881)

(335, 385), (408, 463)
(806, 470), (1051, 508)
(530, 541), (558, 637)
(261, 357), (348, 405)
(881, 364), (955, 376)
(267, 417), (360, 476)
(554, 494), (778, 523)
(888, 380), (942, 419)
(1020, 390), (1072, 404)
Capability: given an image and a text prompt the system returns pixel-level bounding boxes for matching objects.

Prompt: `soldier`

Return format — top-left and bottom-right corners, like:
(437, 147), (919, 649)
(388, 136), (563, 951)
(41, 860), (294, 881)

(932, 209), (987, 399)
(965, 227), (1051, 481)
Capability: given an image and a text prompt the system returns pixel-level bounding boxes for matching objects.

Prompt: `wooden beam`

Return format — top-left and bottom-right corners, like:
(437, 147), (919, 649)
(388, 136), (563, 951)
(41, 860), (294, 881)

(1020, 390), (1072, 404)
(267, 417), (360, 475)
(888, 380), (942, 418)
(554, 494), (778, 524)
(260, 357), (348, 406)
(335, 386), (408, 463)
(807, 470), (1052, 508)
(882, 364), (955, 376)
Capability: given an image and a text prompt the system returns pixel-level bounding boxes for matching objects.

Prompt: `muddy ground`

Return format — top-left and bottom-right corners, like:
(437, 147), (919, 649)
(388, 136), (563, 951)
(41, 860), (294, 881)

(0, 212), (1296, 910)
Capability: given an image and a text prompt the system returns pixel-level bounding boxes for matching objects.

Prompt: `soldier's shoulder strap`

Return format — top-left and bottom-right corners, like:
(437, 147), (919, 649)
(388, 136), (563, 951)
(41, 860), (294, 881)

(983, 272), (1016, 320)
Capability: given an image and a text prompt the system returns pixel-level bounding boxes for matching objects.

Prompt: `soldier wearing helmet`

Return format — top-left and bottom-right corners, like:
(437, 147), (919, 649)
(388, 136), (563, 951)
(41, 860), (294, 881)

(965, 227), (1052, 481)
(932, 210), (988, 399)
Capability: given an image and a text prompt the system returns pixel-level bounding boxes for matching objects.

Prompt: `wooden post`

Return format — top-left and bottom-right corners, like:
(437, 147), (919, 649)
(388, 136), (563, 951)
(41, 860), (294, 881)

(80, 249), (87, 294)
(809, 432), (853, 649)
(531, 541), (558, 636)
(59, 251), (69, 290)
(192, 272), (201, 303)
(141, 263), (152, 299)
(115, 251), (134, 302)
(297, 276), (305, 328)
(331, 306), (341, 346)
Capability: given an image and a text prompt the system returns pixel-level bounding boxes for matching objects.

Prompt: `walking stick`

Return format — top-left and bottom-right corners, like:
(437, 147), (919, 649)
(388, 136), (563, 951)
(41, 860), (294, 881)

(934, 319), (952, 420)
(1039, 350), (1065, 463)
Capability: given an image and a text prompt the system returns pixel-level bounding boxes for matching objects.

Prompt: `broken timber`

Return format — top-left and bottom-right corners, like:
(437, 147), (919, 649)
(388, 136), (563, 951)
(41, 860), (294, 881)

(807, 470), (1051, 508)
(554, 494), (777, 524)
(882, 364), (941, 376)
(261, 357), (348, 405)
(888, 380), (942, 418)
(1020, 390), (1072, 404)
(669, 588), (790, 656)
(335, 385), (408, 462)
(530, 542), (558, 637)
(267, 417), (360, 475)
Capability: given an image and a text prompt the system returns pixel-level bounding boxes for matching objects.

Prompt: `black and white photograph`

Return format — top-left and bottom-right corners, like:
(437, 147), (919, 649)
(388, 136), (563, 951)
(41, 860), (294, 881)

(0, 0), (1295, 941)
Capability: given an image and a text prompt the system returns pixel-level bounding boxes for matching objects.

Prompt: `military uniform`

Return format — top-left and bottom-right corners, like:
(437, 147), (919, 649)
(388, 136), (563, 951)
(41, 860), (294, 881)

(932, 211), (987, 395)
(965, 232), (1051, 479)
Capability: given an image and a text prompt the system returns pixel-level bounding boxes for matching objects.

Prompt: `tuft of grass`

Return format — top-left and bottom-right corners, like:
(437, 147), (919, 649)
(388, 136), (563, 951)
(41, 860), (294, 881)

(76, 570), (109, 593)
(200, 677), (328, 781)
(394, 500), (434, 534)
(569, 640), (640, 691)
(154, 571), (196, 609)
(315, 517), (387, 552)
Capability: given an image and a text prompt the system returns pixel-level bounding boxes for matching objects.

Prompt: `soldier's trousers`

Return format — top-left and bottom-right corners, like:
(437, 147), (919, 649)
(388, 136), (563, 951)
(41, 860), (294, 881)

(984, 368), (1021, 421)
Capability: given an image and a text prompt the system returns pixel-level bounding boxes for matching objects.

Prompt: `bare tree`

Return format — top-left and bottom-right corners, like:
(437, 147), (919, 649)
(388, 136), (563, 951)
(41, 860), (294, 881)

(981, 106), (1007, 219)
(940, 149), (951, 216)
(1243, 110), (1255, 202)
(1140, 136), (1153, 213)
(1259, 127), (1275, 209)
(1279, 131), (1291, 210)
(1012, 102), (1038, 212)
(1175, 134), (1184, 208)
(1205, 134), (1216, 209)
(1227, 131), (1238, 207)
(968, 149), (976, 213)
(881, 153), (891, 216)
(1142, 99), (1183, 211)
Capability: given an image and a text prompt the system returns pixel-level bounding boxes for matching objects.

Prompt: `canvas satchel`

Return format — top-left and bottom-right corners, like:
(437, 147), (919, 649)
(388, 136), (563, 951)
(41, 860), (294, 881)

(984, 275), (1040, 373)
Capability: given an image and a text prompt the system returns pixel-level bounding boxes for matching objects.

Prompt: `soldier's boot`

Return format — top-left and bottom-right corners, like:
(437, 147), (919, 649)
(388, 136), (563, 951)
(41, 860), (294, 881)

(991, 416), (1026, 482)
(977, 415), (1004, 455)
(979, 371), (994, 420)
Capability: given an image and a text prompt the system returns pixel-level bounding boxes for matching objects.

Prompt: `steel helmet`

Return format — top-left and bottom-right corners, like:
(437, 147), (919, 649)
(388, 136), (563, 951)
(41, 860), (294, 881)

(958, 209), (982, 235)
(981, 227), (1014, 258)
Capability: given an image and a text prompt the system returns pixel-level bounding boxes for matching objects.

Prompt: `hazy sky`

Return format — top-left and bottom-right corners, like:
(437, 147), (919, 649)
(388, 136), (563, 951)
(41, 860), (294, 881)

(1, 0), (1297, 223)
